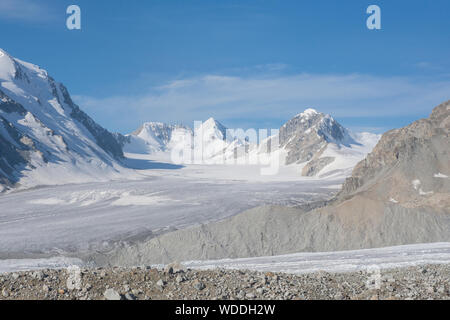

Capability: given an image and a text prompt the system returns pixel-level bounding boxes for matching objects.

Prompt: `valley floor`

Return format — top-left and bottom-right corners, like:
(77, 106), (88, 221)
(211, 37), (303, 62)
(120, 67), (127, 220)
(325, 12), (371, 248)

(2, 153), (448, 283)
(0, 152), (339, 266)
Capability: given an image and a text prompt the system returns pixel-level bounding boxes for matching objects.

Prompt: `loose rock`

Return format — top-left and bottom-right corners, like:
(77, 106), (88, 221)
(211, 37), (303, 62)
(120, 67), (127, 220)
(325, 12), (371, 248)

(104, 288), (122, 300)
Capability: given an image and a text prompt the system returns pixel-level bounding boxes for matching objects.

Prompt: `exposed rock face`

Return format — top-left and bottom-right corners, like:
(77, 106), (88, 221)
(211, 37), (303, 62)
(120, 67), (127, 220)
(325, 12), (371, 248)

(122, 121), (194, 154)
(0, 90), (30, 187)
(276, 108), (379, 177)
(301, 157), (335, 177)
(112, 132), (131, 148)
(337, 100), (450, 209)
(100, 101), (450, 266)
(121, 118), (248, 161)
(0, 49), (124, 191)
(120, 109), (377, 177)
(279, 109), (356, 165)
(62, 84), (123, 160)
(131, 122), (189, 149)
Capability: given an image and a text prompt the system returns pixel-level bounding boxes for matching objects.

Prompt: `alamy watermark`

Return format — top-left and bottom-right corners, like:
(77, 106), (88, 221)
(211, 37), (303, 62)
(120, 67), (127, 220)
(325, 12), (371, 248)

(66, 5), (81, 30)
(170, 123), (282, 175)
(365, 265), (382, 290)
(66, 265), (82, 290)
(66, 5), (381, 31)
(367, 5), (381, 30)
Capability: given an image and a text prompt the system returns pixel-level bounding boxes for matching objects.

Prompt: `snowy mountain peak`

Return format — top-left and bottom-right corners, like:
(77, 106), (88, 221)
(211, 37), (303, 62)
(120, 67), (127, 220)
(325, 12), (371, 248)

(141, 121), (165, 128)
(202, 117), (225, 130)
(0, 49), (48, 86)
(283, 108), (354, 147)
(124, 122), (193, 154)
(121, 109), (379, 178)
(304, 108), (318, 114)
(0, 49), (18, 82)
(0, 50), (125, 191)
(296, 108), (319, 119)
(132, 122), (178, 148)
(197, 118), (227, 141)
(204, 117), (217, 125)
(134, 122), (170, 137)
(0, 48), (14, 64)
(124, 118), (240, 160)
(278, 108), (378, 175)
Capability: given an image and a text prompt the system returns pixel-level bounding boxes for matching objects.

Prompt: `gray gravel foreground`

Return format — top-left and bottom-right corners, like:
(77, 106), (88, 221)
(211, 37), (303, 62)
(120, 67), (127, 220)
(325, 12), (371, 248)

(0, 264), (449, 300)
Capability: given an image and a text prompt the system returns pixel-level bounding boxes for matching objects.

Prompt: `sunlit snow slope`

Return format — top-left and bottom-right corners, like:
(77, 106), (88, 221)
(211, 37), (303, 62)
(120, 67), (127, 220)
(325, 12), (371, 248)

(0, 49), (128, 191)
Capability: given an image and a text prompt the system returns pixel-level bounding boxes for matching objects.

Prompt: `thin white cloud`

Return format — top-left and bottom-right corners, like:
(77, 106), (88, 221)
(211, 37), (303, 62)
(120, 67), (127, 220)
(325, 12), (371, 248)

(74, 73), (450, 133)
(414, 61), (443, 71)
(0, 0), (55, 22)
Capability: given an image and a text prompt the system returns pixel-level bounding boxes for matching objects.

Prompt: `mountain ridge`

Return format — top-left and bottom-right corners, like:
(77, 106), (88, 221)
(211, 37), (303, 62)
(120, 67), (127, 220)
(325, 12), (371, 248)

(0, 49), (126, 191)
(122, 110), (379, 177)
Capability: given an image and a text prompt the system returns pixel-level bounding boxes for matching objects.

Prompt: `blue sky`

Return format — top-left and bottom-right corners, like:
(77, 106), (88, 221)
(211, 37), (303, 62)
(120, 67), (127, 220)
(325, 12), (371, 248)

(1, 0), (449, 133)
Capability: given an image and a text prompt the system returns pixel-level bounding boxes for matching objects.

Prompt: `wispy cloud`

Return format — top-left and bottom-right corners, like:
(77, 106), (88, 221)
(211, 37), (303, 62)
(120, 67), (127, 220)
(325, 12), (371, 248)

(414, 61), (443, 72)
(74, 73), (450, 134)
(0, 0), (56, 22)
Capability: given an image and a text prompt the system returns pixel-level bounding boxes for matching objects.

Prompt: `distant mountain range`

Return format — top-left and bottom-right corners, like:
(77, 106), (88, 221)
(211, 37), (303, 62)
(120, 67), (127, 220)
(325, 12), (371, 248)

(118, 117), (248, 161)
(0, 49), (379, 191)
(120, 110), (380, 177)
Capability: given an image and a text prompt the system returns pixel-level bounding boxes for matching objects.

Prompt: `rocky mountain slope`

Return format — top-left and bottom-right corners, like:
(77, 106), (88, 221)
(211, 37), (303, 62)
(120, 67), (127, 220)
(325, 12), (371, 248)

(280, 109), (354, 164)
(0, 49), (125, 192)
(122, 110), (379, 177)
(279, 108), (379, 177)
(99, 101), (450, 266)
(337, 101), (450, 210)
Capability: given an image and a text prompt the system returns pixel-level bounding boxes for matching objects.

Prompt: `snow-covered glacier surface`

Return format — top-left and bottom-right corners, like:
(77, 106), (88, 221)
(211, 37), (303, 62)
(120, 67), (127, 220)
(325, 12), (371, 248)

(182, 243), (450, 274)
(0, 257), (85, 274)
(1, 154), (449, 274)
(2, 243), (450, 274)
(0, 152), (341, 258)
